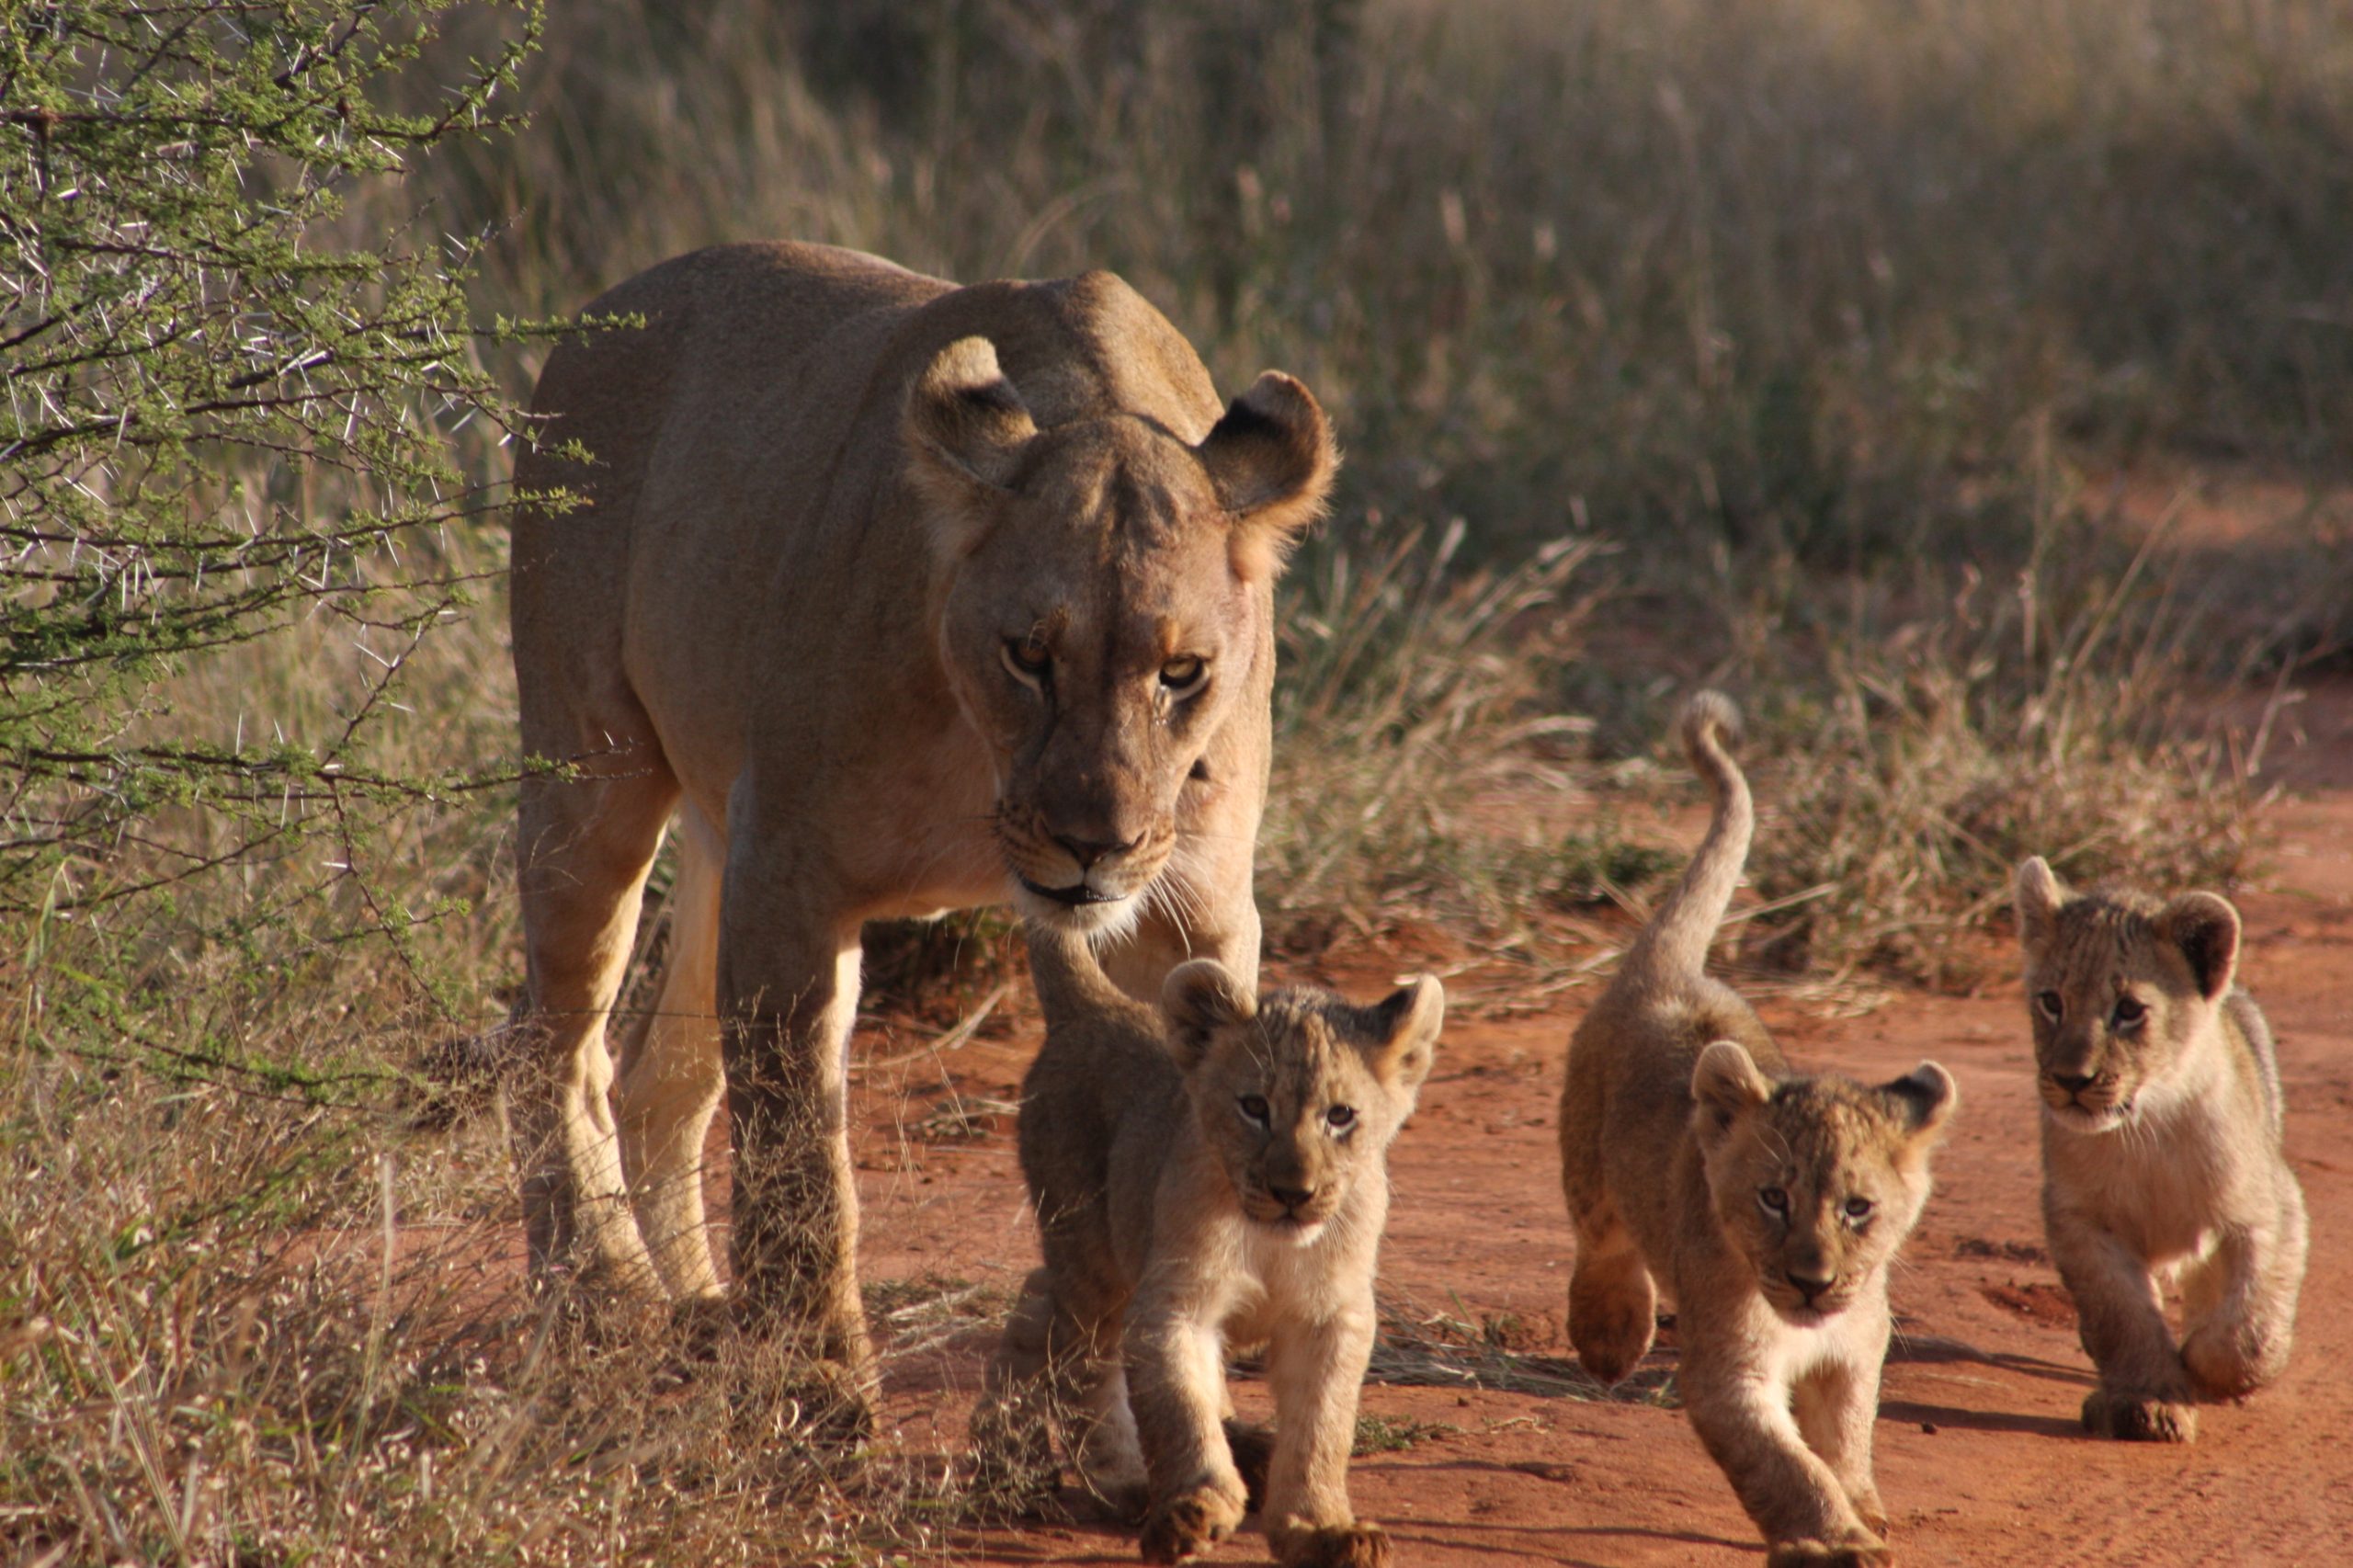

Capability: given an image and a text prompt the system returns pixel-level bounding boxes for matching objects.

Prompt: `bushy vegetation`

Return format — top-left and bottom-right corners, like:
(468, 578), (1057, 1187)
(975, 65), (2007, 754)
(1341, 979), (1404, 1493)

(6, 1), (2349, 1561)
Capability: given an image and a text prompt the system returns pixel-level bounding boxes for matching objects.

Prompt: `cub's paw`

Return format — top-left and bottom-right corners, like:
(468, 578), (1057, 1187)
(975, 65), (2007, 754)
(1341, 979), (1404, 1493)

(2082, 1387), (2196, 1444)
(2182, 1323), (2282, 1403)
(1140, 1487), (1245, 1565)
(1567, 1296), (1654, 1387)
(1221, 1418), (1275, 1514)
(1274, 1521), (1392, 1568)
(1764, 1538), (1892, 1568)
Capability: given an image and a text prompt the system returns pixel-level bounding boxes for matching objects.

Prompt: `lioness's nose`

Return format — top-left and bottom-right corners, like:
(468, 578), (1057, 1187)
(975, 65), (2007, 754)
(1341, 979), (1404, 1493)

(1788, 1267), (1834, 1300)
(1052, 832), (1136, 870)
(1268, 1183), (1315, 1210)
(2052, 1071), (2097, 1095)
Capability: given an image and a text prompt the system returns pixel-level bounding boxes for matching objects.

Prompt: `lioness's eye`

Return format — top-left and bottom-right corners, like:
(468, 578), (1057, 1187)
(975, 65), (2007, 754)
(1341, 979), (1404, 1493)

(2111, 996), (2146, 1028)
(2034, 990), (2063, 1021)
(1160, 655), (1207, 696)
(1324, 1105), (1357, 1131)
(1844, 1197), (1875, 1222)
(1003, 638), (1051, 683)
(1759, 1187), (1790, 1213)
(1238, 1094), (1270, 1125)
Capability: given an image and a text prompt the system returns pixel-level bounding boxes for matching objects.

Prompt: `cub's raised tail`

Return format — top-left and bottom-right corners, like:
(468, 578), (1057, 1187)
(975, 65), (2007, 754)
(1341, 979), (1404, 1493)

(1613, 689), (1751, 995)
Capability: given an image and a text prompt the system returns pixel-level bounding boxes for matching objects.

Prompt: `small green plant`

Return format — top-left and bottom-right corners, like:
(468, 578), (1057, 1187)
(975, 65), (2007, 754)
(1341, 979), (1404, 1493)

(1352, 1413), (1460, 1456)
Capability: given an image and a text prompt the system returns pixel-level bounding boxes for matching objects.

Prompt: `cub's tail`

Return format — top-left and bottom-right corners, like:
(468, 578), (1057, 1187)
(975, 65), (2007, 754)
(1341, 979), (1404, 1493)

(1614, 690), (1753, 993)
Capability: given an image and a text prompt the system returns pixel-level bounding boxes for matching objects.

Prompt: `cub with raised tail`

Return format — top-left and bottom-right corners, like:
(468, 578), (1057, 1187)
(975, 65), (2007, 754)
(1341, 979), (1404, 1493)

(1558, 692), (1956, 1568)
(2013, 857), (2307, 1443)
(972, 925), (1442, 1568)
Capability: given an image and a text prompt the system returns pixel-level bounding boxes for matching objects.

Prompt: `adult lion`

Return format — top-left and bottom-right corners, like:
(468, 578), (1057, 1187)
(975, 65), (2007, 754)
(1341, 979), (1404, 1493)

(505, 242), (1336, 1422)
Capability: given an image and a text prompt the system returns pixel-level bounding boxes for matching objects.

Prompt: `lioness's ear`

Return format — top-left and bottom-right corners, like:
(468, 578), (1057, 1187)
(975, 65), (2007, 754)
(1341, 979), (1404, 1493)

(1195, 370), (1337, 581)
(1882, 1061), (1958, 1143)
(904, 336), (1038, 558)
(1691, 1040), (1772, 1142)
(1163, 960), (1256, 1068)
(2013, 857), (2066, 952)
(1363, 976), (1445, 1091)
(2162, 892), (2241, 1002)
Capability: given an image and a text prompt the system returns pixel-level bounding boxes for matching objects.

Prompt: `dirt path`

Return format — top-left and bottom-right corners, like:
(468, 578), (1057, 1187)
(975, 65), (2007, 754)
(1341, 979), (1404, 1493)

(841, 752), (2353, 1563)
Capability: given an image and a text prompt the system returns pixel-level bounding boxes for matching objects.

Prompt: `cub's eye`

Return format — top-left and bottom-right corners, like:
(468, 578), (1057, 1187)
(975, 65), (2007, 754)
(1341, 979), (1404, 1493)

(1159, 655), (1208, 697)
(1844, 1197), (1875, 1222)
(2034, 990), (2063, 1021)
(2111, 996), (2147, 1029)
(1324, 1105), (1358, 1132)
(1002, 638), (1051, 684)
(1237, 1094), (1270, 1126)
(1759, 1187), (1790, 1214)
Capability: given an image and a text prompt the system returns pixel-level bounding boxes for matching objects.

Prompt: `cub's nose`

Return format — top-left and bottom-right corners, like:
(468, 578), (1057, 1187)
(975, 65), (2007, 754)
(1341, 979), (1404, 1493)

(1268, 1183), (1316, 1211)
(2052, 1071), (2097, 1096)
(1051, 832), (1137, 871)
(1788, 1268), (1836, 1301)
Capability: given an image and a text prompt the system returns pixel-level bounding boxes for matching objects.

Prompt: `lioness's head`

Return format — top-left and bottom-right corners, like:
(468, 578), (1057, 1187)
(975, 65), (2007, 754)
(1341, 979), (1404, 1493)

(1159, 961), (1443, 1246)
(905, 336), (1336, 935)
(1691, 1042), (1955, 1325)
(2013, 856), (2242, 1131)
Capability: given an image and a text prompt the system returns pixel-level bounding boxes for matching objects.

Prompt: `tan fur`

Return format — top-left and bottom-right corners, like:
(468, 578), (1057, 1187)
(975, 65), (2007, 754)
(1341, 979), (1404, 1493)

(972, 926), (1440, 1567)
(2013, 858), (2309, 1443)
(1558, 693), (1956, 1567)
(503, 243), (1337, 1403)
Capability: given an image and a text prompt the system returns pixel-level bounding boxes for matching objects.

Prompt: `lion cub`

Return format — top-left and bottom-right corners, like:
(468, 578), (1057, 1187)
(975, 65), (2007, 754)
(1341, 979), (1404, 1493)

(1559, 693), (1956, 1568)
(2013, 858), (2308, 1443)
(972, 925), (1442, 1568)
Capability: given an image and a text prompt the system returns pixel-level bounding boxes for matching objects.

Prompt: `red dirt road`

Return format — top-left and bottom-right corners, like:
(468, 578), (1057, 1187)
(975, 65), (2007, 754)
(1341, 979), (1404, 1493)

(844, 783), (2353, 1565)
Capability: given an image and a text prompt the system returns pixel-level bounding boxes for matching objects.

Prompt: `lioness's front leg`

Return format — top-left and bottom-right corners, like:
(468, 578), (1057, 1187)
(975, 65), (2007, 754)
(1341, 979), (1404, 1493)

(1263, 1305), (1389, 1568)
(717, 866), (874, 1425)
(2048, 1207), (2194, 1441)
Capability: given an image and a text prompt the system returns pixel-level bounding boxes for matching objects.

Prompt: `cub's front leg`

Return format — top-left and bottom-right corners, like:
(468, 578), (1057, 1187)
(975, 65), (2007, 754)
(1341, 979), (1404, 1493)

(1682, 1341), (1888, 1568)
(1126, 1306), (1247, 1564)
(2047, 1205), (2196, 1442)
(1263, 1305), (1390, 1568)
(2178, 1189), (2307, 1403)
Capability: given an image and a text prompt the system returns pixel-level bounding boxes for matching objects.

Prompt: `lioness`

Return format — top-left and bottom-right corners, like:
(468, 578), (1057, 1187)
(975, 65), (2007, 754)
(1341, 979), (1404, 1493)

(2012, 857), (2308, 1443)
(506, 243), (1336, 1415)
(972, 926), (1440, 1567)
(1558, 693), (1956, 1567)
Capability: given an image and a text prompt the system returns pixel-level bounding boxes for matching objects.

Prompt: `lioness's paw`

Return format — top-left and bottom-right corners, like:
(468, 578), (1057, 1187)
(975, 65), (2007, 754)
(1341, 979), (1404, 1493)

(2082, 1388), (2196, 1443)
(1275, 1521), (1392, 1568)
(1140, 1488), (1245, 1565)
(1764, 1539), (1892, 1568)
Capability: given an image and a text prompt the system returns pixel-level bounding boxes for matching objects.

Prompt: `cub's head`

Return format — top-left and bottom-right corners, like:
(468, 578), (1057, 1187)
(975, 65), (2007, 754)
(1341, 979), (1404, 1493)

(1691, 1042), (1956, 1325)
(906, 335), (1336, 936)
(2013, 856), (2243, 1131)
(1160, 961), (1443, 1246)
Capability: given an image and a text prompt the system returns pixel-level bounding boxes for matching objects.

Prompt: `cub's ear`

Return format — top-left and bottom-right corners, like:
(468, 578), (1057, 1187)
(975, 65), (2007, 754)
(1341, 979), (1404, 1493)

(1195, 370), (1337, 582)
(904, 335), (1038, 558)
(1881, 1061), (1958, 1142)
(1691, 1040), (1773, 1142)
(1363, 975), (1445, 1091)
(2161, 892), (2241, 1002)
(1163, 960), (1256, 1068)
(2013, 856), (2067, 951)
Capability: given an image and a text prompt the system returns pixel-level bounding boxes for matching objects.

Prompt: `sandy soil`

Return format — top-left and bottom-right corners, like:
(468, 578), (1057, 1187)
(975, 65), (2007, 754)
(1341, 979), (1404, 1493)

(833, 695), (2353, 1567)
